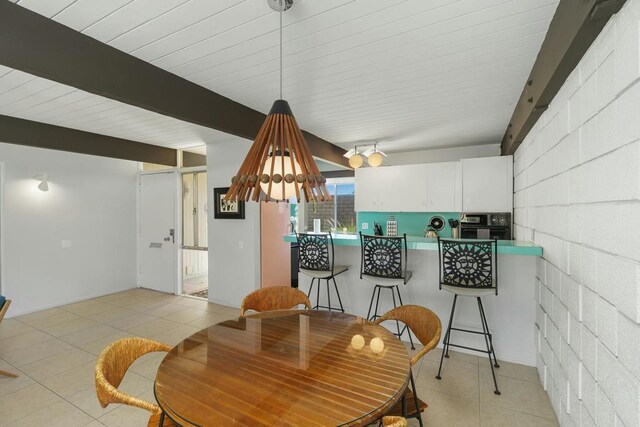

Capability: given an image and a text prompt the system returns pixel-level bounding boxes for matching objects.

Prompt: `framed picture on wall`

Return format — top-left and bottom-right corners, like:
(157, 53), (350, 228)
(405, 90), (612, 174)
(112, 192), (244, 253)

(213, 187), (245, 219)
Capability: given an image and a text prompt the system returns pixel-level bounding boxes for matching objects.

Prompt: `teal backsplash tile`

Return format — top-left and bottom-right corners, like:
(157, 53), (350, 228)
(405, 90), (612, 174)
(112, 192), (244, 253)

(357, 212), (461, 238)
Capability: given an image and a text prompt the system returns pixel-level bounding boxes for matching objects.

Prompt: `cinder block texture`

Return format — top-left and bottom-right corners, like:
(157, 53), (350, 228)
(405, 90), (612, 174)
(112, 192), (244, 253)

(513, 0), (640, 424)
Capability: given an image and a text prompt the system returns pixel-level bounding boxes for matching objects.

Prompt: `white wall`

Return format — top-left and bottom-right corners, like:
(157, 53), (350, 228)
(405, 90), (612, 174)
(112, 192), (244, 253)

(387, 143), (500, 165)
(0, 143), (138, 316)
(513, 1), (640, 425)
(206, 139), (260, 307)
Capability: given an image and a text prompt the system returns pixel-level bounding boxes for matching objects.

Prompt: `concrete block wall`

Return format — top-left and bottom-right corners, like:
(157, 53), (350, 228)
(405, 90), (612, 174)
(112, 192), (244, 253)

(513, 0), (640, 425)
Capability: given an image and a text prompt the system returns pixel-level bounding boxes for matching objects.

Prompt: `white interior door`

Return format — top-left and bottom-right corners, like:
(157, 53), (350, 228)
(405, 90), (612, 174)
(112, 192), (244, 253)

(139, 172), (177, 293)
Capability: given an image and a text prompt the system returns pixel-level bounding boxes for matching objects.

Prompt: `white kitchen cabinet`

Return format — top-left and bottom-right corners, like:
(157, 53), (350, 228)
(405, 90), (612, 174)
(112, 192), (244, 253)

(355, 166), (401, 212)
(400, 164), (428, 211)
(425, 162), (457, 211)
(461, 155), (513, 212)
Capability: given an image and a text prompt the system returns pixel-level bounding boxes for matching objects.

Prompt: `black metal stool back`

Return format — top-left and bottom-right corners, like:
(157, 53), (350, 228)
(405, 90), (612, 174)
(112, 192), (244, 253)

(359, 233), (408, 282)
(296, 232), (345, 312)
(359, 232), (415, 349)
(297, 232), (334, 275)
(437, 238), (498, 294)
(436, 237), (501, 395)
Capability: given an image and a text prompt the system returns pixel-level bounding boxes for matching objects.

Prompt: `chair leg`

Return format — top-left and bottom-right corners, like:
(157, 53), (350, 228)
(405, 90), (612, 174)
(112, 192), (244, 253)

(395, 286), (415, 350)
(372, 285), (383, 321)
(0, 370), (18, 378)
(444, 294), (458, 358)
(158, 412), (165, 427)
(436, 294), (458, 380)
(477, 297), (500, 395)
(366, 285), (379, 321)
(390, 287), (403, 338)
(479, 297), (500, 368)
(326, 278), (332, 312)
(332, 277), (345, 312)
(307, 278), (315, 308)
(410, 369), (424, 427)
(316, 277), (321, 310)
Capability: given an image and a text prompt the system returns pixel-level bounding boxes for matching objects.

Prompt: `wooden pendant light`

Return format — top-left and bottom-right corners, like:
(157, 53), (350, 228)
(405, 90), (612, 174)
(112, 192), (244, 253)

(225, 100), (331, 203)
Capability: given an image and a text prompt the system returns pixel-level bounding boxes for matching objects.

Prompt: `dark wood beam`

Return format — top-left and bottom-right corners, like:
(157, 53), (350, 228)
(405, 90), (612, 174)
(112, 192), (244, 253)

(501, 0), (626, 155)
(0, 1), (349, 168)
(0, 115), (177, 165)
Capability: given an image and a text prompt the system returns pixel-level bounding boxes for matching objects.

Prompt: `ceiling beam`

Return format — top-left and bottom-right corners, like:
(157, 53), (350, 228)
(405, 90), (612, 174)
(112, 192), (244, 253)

(0, 1), (350, 168)
(501, 0), (626, 155)
(0, 115), (177, 165)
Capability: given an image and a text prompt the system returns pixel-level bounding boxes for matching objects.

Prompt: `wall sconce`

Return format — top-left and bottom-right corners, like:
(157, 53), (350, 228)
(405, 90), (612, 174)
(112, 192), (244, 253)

(37, 173), (49, 192)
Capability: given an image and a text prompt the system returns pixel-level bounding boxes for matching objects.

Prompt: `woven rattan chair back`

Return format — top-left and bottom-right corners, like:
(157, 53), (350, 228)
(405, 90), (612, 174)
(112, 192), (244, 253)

(296, 232), (334, 273)
(437, 238), (498, 293)
(95, 337), (172, 413)
(375, 305), (442, 366)
(383, 416), (408, 427)
(240, 286), (312, 317)
(359, 233), (408, 282)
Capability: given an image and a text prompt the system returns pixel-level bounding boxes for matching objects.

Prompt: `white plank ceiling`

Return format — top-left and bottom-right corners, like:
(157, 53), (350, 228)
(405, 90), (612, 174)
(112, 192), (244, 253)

(3, 0), (559, 154)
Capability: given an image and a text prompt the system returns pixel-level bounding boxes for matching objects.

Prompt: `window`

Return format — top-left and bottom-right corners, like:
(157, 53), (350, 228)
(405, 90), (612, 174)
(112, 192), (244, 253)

(304, 181), (356, 233)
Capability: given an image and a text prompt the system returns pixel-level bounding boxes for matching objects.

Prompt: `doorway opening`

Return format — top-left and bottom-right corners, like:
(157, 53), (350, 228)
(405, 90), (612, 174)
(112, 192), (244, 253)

(182, 171), (208, 299)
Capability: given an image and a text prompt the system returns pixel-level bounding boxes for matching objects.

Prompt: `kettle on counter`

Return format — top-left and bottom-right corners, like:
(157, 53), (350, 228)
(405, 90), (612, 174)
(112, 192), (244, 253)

(424, 226), (438, 238)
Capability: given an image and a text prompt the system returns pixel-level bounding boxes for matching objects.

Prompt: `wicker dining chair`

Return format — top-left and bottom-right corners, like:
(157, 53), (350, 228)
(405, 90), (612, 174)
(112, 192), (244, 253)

(375, 305), (442, 427)
(0, 297), (18, 378)
(383, 416), (408, 427)
(95, 337), (175, 427)
(240, 286), (312, 317)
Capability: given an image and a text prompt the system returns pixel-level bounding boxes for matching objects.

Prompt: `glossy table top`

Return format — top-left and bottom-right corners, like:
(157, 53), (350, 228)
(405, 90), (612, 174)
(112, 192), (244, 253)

(284, 234), (543, 256)
(154, 310), (410, 426)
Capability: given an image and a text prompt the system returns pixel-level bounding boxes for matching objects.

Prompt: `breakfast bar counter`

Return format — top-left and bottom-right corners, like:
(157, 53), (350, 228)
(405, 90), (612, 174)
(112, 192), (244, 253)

(284, 234), (543, 366)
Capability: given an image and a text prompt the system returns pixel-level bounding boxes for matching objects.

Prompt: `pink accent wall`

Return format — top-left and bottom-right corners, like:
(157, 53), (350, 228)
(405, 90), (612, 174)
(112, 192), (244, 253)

(260, 202), (291, 288)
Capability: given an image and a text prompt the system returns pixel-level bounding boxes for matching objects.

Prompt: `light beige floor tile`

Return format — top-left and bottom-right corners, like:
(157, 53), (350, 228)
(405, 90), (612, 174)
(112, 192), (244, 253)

(128, 352), (165, 380)
(0, 383), (63, 424)
(59, 300), (117, 317)
(5, 400), (94, 427)
(40, 361), (96, 398)
(126, 299), (172, 314)
(106, 313), (156, 331)
(187, 311), (239, 329)
(126, 319), (183, 338)
(1, 337), (74, 367)
(142, 302), (186, 318)
(423, 347), (480, 371)
(17, 309), (82, 329)
(480, 403), (559, 426)
(173, 296), (211, 309)
(415, 360), (479, 400)
(97, 402), (152, 427)
(85, 307), (138, 324)
(0, 330), (55, 353)
(117, 371), (155, 397)
(147, 324), (200, 346)
(162, 308), (210, 324)
(39, 317), (99, 337)
(0, 320), (37, 340)
(106, 295), (152, 308)
(19, 347), (96, 381)
(478, 359), (539, 383)
(79, 331), (140, 356)
(0, 363), (34, 398)
(83, 421), (107, 427)
(66, 385), (115, 418)
(479, 372), (556, 420)
(60, 324), (123, 346)
(420, 389), (480, 427)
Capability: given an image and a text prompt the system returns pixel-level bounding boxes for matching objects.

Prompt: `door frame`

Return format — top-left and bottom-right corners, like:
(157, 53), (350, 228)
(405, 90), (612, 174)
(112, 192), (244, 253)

(137, 169), (182, 295)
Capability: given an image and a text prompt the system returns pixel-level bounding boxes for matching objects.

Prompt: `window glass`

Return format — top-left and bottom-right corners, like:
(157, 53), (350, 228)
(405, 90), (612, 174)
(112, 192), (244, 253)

(304, 182), (355, 233)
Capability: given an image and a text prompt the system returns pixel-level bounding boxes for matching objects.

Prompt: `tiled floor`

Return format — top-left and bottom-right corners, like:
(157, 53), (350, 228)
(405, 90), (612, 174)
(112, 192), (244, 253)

(0, 289), (557, 426)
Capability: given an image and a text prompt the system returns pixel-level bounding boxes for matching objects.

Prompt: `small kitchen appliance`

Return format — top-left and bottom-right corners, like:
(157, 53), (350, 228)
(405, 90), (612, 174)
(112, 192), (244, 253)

(460, 213), (511, 240)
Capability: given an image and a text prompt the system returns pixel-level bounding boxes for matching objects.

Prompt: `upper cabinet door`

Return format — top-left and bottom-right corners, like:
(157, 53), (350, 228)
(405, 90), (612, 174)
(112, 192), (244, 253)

(374, 166), (402, 212)
(400, 164), (428, 212)
(425, 162), (456, 211)
(461, 156), (513, 212)
(354, 167), (378, 211)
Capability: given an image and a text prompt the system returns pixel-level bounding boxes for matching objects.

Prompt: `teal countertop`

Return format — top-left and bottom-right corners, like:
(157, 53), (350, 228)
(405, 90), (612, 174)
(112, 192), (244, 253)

(284, 234), (543, 256)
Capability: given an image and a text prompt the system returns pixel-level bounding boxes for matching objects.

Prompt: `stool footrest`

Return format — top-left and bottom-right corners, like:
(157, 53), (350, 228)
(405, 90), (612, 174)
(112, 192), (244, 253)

(450, 326), (492, 336)
(446, 343), (492, 355)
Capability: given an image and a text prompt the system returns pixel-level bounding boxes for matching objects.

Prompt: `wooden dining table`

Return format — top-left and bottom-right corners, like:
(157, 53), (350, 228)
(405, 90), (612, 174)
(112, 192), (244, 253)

(154, 310), (411, 426)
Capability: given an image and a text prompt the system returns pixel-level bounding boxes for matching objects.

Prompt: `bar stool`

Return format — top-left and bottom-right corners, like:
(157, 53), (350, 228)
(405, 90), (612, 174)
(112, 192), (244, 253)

(435, 237), (501, 394)
(359, 232), (415, 349)
(296, 232), (347, 312)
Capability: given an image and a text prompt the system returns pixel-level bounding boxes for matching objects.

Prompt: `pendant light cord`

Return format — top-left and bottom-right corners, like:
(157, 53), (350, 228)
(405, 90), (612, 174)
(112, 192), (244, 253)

(279, 1), (283, 100)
